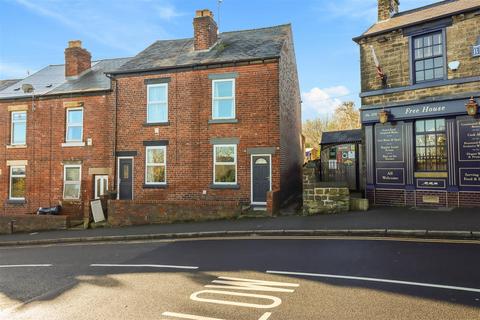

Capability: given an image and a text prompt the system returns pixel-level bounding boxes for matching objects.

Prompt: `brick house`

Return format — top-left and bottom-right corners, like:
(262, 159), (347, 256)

(0, 41), (128, 219)
(354, 0), (480, 208)
(108, 10), (302, 212)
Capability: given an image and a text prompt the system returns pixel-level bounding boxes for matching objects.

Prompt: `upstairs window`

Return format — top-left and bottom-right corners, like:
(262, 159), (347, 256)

(145, 146), (166, 184)
(213, 144), (237, 184)
(9, 166), (26, 200)
(413, 32), (444, 83)
(415, 119), (447, 172)
(212, 79), (235, 119)
(11, 111), (26, 145)
(147, 84), (168, 123)
(66, 108), (83, 142)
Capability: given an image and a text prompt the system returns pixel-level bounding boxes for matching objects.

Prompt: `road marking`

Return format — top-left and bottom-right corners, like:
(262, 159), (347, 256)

(205, 276), (299, 292)
(90, 264), (198, 270)
(266, 270), (480, 293)
(190, 290), (282, 309)
(0, 264), (52, 268)
(162, 312), (225, 320)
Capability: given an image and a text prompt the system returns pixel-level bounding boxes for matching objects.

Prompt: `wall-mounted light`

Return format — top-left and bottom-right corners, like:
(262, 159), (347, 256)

(466, 97), (478, 117)
(448, 61), (460, 71)
(378, 109), (390, 124)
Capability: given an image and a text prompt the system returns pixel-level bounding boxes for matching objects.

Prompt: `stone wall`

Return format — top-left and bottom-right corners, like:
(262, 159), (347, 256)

(0, 214), (68, 234)
(107, 200), (242, 227)
(303, 163), (350, 215)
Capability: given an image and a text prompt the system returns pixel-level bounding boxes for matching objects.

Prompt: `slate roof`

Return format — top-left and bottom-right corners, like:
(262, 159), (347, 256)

(113, 24), (291, 74)
(320, 129), (363, 146)
(0, 79), (21, 91)
(355, 0), (480, 40)
(0, 58), (130, 100)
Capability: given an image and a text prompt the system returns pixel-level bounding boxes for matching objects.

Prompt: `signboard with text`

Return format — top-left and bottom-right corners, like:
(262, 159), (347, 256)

(458, 119), (480, 162)
(376, 168), (405, 185)
(459, 168), (480, 187)
(375, 124), (404, 163)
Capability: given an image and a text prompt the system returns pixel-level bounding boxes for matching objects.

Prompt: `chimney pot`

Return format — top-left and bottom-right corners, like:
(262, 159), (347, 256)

(193, 9), (218, 51)
(65, 40), (91, 77)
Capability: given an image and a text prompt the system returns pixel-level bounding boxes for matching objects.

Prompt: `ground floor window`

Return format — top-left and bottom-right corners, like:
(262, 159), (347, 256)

(213, 144), (237, 184)
(64, 165), (81, 199)
(145, 146), (166, 184)
(9, 166), (26, 200)
(415, 118), (447, 172)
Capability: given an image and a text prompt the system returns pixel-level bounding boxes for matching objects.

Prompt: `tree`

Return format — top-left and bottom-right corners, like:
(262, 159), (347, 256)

(302, 101), (360, 148)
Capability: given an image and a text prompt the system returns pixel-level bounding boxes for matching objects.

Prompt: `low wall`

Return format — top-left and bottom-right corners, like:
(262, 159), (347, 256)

(107, 200), (242, 227)
(303, 163), (350, 215)
(0, 215), (68, 234)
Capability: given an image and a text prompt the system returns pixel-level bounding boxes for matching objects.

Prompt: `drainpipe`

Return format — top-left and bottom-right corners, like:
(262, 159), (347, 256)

(106, 74), (118, 194)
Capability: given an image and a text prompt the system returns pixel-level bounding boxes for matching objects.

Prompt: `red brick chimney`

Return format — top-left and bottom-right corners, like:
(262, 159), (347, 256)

(193, 9), (218, 51)
(378, 0), (399, 21)
(65, 40), (91, 77)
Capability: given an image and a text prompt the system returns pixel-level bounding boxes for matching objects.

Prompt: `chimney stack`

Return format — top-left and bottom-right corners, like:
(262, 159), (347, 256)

(193, 9), (218, 51)
(378, 0), (399, 21)
(65, 40), (91, 78)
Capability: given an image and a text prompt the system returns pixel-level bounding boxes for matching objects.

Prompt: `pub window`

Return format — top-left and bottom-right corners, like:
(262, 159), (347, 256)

(412, 31), (444, 83)
(415, 119), (447, 172)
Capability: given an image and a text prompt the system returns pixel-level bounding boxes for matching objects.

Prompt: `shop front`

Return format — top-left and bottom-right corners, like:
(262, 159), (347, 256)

(362, 97), (480, 208)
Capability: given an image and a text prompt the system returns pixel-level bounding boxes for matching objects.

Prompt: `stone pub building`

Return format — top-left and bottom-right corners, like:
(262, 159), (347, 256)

(354, 0), (480, 208)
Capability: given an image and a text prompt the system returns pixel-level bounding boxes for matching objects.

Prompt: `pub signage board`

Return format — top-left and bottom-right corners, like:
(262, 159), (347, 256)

(376, 168), (405, 185)
(458, 119), (480, 162)
(375, 124), (404, 163)
(362, 99), (467, 123)
(416, 178), (446, 189)
(459, 168), (480, 187)
(473, 44), (480, 58)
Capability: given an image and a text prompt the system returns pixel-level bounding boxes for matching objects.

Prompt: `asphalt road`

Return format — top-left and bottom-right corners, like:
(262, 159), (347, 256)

(0, 238), (479, 319)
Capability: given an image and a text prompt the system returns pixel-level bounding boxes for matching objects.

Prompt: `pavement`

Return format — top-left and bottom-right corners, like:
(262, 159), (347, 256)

(0, 206), (479, 246)
(1, 238), (479, 319)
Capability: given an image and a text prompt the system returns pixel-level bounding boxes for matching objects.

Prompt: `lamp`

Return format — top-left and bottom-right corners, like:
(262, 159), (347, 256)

(378, 109), (390, 124)
(466, 97), (478, 117)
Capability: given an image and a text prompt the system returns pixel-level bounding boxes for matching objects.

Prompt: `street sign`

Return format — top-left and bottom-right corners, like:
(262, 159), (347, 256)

(473, 44), (480, 57)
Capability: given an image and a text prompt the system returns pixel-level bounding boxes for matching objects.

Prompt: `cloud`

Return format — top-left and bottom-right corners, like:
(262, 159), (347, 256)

(12, 0), (180, 54)
(302, 86), (351, 116)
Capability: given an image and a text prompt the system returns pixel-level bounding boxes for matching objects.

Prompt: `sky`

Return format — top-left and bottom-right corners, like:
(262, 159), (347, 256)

(0, 0), (439, 121)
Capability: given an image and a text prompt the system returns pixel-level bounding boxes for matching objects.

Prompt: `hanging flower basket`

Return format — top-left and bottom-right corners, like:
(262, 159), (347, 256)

(466, 97), (478, 117)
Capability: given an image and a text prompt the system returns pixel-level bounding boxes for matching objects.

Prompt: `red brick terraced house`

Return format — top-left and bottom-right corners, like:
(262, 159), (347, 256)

(0, 40), (129, 220)
(107, 10), (302, 215)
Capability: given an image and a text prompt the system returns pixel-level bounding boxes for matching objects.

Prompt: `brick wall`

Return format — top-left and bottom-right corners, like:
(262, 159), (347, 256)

(108, 199), (240, 227)
(0, 93), (115, 218)
(0, 214), (67, 234)
(115, 62), (283, 205)
(278, 27), (303, 204)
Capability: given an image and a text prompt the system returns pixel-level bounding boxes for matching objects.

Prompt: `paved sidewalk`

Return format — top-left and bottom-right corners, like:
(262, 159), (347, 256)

(0, 207), (479, 246)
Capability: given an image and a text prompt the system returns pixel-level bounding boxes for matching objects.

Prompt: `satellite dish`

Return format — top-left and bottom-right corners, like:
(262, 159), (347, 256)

(21, 83), (34, 94)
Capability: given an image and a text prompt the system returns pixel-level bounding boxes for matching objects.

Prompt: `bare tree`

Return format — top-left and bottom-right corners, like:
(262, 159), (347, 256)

(302, 118), (328, 147)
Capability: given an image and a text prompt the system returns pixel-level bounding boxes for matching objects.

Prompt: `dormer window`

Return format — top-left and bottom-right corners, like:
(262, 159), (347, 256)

(412, 31), (445, 83)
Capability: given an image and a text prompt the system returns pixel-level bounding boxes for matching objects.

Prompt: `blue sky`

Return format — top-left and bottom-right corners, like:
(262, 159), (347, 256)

(0, 0), (438, 120)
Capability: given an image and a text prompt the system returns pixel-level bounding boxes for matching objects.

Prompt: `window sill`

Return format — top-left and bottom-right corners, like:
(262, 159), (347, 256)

(62, 142), (85, 147)
(143, 184), (168, 189)
(6, 145), (27, 149)
(143, 122), (170, 127)
(210, 184), (240, 190)
(6, 199), (26, 205)
(208, 119), (238, 124)
(62, 199), (82, 204)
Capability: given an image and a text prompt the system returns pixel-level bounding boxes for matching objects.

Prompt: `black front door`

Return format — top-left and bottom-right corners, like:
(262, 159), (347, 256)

(252, 155), (271, 204)
(118, 158), (133, 200)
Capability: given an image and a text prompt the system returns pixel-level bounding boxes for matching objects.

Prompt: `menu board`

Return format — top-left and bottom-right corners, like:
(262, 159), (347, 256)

(458, 119), (480, 162)
(375, 124), (404, 163)
(459, 168), (480, 187)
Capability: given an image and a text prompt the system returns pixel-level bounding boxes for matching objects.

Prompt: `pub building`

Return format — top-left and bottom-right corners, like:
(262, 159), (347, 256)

(354, 0), (480, 208)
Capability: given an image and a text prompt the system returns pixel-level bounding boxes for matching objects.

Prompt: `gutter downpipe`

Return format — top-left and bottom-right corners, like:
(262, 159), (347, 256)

(106, 73), (118, 196)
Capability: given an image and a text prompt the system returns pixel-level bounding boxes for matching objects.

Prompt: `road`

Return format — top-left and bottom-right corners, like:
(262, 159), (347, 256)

(0, 237), (479, 319)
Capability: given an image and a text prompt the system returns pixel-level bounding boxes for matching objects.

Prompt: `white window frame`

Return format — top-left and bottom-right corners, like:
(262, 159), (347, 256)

(147, 83), (169, 123)
(9, 165), (26, 201)
(94, 175), (109, 200)
(212, 79), (236, 120)
(213, 144), (237, 185)
(66, 107), (84, 143)
(63, 164), (82, 200)
(11, 111), (27, 146)
(145, 146), (167, 185)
